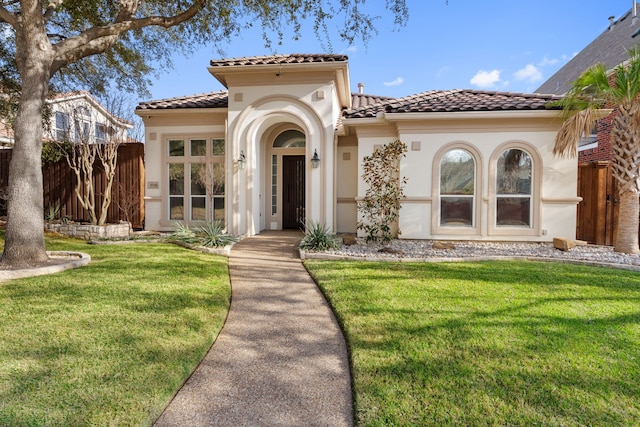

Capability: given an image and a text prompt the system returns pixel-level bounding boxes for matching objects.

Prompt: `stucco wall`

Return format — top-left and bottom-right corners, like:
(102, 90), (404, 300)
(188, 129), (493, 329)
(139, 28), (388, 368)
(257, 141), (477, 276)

(225, 80), (340, 236)
(336, 137), (358, 233)
(141, 112), (226, 231)
(348, 113), (577, 242)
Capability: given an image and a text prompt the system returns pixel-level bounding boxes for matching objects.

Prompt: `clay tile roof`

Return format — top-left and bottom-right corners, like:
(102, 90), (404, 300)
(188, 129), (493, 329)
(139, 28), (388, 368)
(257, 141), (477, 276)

(209, 53), (349, 67)
(351, 92), (396, 109)
(343, 89), (562, 118)
(136, 91), (228, 110)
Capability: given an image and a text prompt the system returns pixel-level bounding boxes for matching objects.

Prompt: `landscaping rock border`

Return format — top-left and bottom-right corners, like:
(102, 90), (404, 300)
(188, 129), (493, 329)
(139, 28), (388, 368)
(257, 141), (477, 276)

(300, 239), (640, 272)
(0, 251), (91, 281)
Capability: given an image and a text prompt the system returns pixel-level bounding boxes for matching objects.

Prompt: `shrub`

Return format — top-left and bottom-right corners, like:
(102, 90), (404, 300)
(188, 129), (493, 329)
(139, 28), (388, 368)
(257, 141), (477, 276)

(300, 220), (341, 251)
(170, 221), (237, 248)
(196, 221), (238, 248)
(357, 140), (408, 243)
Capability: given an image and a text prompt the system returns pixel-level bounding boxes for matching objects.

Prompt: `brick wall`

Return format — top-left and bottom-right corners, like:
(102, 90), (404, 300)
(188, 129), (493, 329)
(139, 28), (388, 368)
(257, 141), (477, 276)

(578, 110), (615, 164)
(578, 73), (618, 165)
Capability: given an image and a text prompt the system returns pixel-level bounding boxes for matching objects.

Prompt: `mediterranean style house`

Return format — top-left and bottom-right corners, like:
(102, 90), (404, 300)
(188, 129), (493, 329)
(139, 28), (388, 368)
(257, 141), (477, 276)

(136, 54), (578, 242)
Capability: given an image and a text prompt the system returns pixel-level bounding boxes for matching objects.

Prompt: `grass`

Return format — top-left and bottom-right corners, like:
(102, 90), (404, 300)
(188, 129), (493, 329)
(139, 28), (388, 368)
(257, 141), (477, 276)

(304, 260), (640, 426)
(0, 233), (231, 426)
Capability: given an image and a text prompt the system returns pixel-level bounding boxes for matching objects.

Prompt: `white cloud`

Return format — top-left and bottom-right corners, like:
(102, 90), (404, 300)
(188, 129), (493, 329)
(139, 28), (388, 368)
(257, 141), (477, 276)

(537, 57), (559, 67)
(346, 45), (357, 53)
(514, 64), (542, 83)
(436, 66), (450, 78)
(383, 77), (404, 87)
(470, 70), (501, 89)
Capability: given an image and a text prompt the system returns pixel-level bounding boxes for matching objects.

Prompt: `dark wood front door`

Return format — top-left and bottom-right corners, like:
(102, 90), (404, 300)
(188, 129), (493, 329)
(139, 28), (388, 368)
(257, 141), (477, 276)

(282, 155), (305, 229)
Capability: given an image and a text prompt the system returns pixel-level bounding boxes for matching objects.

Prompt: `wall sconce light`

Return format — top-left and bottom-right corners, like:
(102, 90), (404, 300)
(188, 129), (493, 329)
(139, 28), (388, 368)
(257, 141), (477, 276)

(311, 149), (320, 168)
(237, 150), (246, 170)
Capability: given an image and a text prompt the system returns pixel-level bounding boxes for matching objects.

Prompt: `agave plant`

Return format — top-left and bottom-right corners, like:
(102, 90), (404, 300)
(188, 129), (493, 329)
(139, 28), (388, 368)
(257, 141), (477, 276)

(196, 221), (238, 248)
(169, 221), (199, 244)
(299, 220), (341, 251)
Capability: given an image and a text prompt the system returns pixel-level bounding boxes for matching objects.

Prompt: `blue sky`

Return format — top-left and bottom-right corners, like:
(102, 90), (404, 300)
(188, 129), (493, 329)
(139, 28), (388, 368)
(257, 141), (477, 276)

(146, 0), (633, 101)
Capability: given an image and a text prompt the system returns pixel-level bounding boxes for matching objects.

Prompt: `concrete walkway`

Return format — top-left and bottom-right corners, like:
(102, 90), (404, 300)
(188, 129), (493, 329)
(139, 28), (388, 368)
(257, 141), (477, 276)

(154, 231), (353, 427)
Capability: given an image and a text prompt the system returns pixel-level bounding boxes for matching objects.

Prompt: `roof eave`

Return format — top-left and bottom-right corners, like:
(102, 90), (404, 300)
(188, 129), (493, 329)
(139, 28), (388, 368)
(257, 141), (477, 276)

(134, 107), (228, 117)
(381, 109), (563, 121)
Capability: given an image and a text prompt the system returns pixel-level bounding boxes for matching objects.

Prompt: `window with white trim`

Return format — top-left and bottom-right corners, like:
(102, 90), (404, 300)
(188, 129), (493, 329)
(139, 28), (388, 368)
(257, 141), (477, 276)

(167, 138), (225, 223)
(55, 111), (70, 141)
(496, 148), (532, 227)
(439, 149), (476, 227)
(74, 106), (91, 143)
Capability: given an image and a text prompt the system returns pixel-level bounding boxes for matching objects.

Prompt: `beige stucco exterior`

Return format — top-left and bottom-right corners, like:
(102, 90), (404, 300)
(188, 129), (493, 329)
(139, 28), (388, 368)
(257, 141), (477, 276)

(137, 56), (577, 242)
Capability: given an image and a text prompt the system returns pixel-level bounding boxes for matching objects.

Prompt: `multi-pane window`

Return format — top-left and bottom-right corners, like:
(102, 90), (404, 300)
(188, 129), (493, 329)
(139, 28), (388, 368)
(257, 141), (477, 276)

(167, 138), (225, 223)
(439, 149), (475, 226)
(496, 148), (532, 227)
(55, 111), (70, 141)
(74, 106), (91, 143)
(211, 139), (225, 221)
(190, 163), (207, 221)
(95, 123), (106, 144)
(271, 155), (278, 215)
(169, 163), (185, 220)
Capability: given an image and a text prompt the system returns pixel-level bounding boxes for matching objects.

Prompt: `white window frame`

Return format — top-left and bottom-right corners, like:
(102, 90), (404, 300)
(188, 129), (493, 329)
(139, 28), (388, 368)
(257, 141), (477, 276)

(431, 143), (482, 236)
(488, 142), (541, 237)
(164, 136), (226, 225)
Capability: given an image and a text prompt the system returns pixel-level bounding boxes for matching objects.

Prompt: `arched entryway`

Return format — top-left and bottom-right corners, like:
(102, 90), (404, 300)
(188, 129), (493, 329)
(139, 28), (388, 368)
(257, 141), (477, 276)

(265, 127), (306, 230)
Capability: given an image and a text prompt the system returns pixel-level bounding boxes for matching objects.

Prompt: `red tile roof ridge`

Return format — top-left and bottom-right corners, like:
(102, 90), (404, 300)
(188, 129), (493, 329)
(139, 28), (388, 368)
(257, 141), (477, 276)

(137, 91), (229, 110)
(209, 53), (349, 67)
(344, 88), (562, 118)
(145, 90), (227, 102)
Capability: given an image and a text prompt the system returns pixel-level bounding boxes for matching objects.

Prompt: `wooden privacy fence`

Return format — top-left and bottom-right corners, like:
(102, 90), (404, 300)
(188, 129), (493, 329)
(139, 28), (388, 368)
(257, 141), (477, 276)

(576, 161), (618, 246)
(0, 143), (145, 229)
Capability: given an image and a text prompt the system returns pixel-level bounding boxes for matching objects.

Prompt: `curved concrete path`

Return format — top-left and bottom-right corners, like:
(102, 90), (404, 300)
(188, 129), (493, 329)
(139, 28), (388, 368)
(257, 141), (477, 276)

(154, 231), (353, 427)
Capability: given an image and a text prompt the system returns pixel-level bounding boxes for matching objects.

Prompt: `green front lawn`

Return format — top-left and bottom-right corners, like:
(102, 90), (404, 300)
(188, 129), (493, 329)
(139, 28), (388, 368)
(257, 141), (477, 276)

(305, 260), (640, 426)
(0, 234), (231, 426)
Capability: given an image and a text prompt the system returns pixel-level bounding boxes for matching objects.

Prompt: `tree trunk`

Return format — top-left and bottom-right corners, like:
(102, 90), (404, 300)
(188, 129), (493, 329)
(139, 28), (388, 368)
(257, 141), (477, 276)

(610, 101), (640, 254)
(1, 12), (53, 268)
(614, 190), (640, 254)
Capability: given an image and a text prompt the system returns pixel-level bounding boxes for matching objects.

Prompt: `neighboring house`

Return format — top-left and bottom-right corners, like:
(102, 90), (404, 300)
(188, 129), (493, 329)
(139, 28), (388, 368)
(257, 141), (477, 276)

(0, 90), (134, 146)
(537, 1), (640, 164)
(136, 53), (577, 242)
(47, 91), (133, 144)
(0, 119), (12, 147)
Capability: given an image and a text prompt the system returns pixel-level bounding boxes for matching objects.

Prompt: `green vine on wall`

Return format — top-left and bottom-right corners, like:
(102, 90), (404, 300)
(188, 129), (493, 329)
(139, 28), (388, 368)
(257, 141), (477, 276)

(357, 140), (408, 243)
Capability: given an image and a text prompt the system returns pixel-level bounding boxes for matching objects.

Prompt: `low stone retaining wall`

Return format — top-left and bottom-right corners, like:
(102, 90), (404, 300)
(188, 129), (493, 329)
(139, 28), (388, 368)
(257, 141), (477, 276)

(46, 222), (131, 240)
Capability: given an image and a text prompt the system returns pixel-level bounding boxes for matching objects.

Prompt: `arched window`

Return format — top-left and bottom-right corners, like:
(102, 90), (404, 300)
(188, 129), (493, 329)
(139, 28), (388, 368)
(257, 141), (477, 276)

(496, 148), (532, 227)
(273, 130), (305, 148)
(439, 149), (475, 226)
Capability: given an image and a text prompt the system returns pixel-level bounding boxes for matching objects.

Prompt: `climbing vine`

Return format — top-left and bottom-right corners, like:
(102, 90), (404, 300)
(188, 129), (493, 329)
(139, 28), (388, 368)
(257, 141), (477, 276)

(357, 140), (408, 243)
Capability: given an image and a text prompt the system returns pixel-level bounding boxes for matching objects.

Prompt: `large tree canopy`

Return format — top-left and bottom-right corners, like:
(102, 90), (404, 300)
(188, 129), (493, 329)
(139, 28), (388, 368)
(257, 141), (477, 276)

(0, 0), (409, 97)
(0, 0), (409, 267)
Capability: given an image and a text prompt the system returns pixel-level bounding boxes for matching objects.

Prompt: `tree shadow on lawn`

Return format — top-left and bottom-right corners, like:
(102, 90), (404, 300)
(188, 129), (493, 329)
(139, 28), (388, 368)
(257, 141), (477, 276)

(310, 260), (640, 426)
(0, 243), (231, 426)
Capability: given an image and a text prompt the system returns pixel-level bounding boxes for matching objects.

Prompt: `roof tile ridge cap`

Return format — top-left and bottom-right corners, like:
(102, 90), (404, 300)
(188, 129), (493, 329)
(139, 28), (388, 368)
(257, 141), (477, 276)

(395, 89), (458, 103)
(143, 90), (228, 103)
(352, 92), (396, 101)
(346, 94), (398, 112)
(210, 53), (283, 63)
